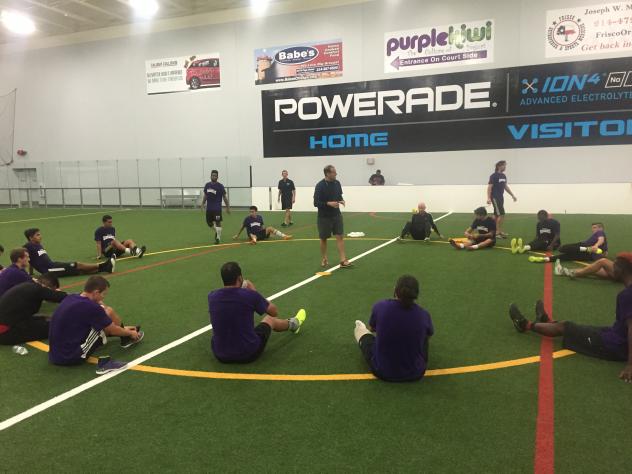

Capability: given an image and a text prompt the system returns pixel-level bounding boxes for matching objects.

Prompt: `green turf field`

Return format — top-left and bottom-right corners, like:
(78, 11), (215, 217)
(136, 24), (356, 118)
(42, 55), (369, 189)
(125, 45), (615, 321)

(0, 207), (630, 472)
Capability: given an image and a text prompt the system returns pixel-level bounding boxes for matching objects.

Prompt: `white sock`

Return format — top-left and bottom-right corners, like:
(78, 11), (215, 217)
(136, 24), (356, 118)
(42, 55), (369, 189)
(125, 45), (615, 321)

(471, 245), (479, 250)
(544, 257), (551, 262)
(273, 230), (285, 238)
(124, 248), (132, 256)
(579, 246), (588, 252)
(288, 317), (299, 331)
(354, 320), (370, 342)
(523, 245), (531, 251)
(216, 227), (222, 239)
(458, 243), (465, 249)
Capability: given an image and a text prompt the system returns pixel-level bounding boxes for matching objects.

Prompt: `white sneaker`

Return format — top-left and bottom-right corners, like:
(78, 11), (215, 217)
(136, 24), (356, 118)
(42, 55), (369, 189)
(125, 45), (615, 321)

(554, 259), (563, 276)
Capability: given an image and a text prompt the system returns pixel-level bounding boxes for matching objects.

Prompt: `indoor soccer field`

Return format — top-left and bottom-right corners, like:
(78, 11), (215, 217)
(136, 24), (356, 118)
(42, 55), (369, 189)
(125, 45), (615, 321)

(0, 207), (630, 472)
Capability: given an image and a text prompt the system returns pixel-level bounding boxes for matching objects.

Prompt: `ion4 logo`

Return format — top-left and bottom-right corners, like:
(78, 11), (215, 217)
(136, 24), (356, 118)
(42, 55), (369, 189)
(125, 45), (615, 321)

(521, 73), (601, 95)
(275, 46), (318, 65)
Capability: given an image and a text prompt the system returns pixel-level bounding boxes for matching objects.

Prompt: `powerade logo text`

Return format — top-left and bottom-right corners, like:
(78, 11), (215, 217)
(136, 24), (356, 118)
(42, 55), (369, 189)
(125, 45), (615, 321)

(275, 46), (318, 65)
(309, 132), (389, 150)
(386, 21), (492, 56)
(508, 119), (632, 140)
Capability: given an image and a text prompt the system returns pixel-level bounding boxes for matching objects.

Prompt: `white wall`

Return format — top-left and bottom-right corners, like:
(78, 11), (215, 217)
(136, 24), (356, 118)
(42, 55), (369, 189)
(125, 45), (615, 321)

(0, 0), (630, 189)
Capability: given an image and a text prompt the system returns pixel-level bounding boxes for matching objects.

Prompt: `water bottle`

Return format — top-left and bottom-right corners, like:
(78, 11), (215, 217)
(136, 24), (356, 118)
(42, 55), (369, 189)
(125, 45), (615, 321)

(12, 345), (28, 356)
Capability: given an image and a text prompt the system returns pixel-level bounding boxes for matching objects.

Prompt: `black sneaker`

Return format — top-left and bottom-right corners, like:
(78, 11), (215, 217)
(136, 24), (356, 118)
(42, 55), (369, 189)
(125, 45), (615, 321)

(215, 237), (220, 245)
(281, 223), (287, 227)
(535, 300), (549, 323)
(99, 258), (115, 273)
(137, 245), (146, 258)
(289, 222), (294, 226)
(120, 326), (144, 348)
(96, 356), (127, 375)
(509, 304), (529, 332)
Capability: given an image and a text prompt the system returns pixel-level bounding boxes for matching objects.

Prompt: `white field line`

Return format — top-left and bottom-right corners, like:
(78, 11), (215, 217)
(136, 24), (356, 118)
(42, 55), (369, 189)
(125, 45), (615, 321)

(0, 211), (452, 431)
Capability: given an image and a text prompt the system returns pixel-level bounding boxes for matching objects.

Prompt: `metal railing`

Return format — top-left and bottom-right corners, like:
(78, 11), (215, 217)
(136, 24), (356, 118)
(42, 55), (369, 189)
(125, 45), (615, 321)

(0, 186), (252, 209)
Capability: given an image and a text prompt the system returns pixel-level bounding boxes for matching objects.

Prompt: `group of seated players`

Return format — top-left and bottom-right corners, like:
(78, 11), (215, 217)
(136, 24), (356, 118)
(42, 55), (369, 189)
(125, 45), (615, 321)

(1, 204), (630, 383)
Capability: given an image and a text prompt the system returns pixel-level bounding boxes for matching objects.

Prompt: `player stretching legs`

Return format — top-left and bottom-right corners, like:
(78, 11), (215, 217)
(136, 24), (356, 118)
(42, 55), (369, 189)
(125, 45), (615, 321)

(449, 207), (496, 251)
(233, 206), (292, 244)
(555, 257), (617, 281)
(528, 223), (607, 264)
(94, 215), (146, 259)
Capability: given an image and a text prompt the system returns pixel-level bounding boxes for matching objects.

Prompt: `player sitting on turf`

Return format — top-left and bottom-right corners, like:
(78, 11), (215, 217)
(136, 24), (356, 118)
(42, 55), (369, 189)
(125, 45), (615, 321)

(48, 276), (143, 374)
(0, 248), (33, 298)
(511, 210), (560, 255)
(449, 206), (496, 251)
(24, 228), (114, 277)
(208, 261), (306, 363)
(354, 275), (434, 382)
(399, 202), (444, 241)
(0, 274), (66, 345)
(554, 257), (618, 281)
(528, 222), (607, 264)
(509, 253), (632, 383)
(94, 214), (146, 259)
(232, 206), (292, 244)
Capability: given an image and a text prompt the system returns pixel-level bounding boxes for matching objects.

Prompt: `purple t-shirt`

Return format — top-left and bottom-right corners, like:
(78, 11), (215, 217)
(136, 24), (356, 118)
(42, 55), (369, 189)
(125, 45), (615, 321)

(204, 181), (226, 212)
(369, 299), (434, 380)
(208, 287), (269, 361)
(48, 294), (112, 365)
(582, 230), (608, 257)
(242, 215), (265, 236)
(488, 172), (507, 198)
(0, 264), (31, 297)
(600, 286), (632, 358)
(94, 226), (116, 253)
(23, 242), (54, 273)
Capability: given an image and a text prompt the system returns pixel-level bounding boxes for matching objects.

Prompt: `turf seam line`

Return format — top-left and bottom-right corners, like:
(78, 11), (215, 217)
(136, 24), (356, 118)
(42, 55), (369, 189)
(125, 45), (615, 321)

(0, 211), (452, 431)
(0, 209), (131, 225)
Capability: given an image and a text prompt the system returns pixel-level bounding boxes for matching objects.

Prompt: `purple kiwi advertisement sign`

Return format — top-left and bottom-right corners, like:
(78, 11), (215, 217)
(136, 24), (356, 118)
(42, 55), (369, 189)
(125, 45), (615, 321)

(254, 40), (343, 85)
(384, 19), (494, 73)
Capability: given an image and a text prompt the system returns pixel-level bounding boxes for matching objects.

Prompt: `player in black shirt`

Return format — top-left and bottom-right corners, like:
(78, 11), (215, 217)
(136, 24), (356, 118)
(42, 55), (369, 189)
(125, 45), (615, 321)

(368, 170), (385, 186)
(511, 210), (561, 254)
(277, 170), (296, 227)
(0, 274), (66, 345)
(399, 203), (444, 241)
(449, 207), (497, 251)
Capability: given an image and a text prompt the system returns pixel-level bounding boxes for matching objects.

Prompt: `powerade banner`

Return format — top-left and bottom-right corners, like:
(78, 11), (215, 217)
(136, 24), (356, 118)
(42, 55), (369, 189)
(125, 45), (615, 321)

(384, 19), (494, 73)
(254, 40), (343, 85)
(261, 56), (632, 157)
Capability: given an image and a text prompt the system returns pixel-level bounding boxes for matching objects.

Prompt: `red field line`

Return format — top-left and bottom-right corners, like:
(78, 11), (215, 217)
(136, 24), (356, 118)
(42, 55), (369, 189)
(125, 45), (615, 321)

(534, 260), (555, 474)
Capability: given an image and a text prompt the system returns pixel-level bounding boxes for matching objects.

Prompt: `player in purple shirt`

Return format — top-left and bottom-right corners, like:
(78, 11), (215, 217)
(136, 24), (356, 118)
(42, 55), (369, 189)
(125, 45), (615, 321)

(201, 170), (230, 244)
(509, 253), (632, 382)
(486, 160), (517, 239)
(449, 207), (497, 251)
(354, 275), (434, 382)
(208, 262), (306, 363)
(232, 206), (292, 244)
(48, 276), (143, 373)
(0, 248), (33, 297)
(24, 228), (114, 277)
(94, 215), (146, 259)
(528, 222), (607, 264)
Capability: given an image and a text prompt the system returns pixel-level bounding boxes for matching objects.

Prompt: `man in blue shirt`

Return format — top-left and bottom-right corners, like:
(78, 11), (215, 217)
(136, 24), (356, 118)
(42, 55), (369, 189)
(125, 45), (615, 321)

(201, 170), (230, 244)
(94, 215), (146, 259)
(233, 206), (292, 244)
(313, 165), (352, 268)
(449, 207), (497, 251)
(486, 160), (517, 239)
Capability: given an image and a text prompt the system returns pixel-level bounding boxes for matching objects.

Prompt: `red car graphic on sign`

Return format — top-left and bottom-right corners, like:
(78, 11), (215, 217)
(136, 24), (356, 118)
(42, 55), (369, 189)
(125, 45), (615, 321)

(186, 58), (220, 89)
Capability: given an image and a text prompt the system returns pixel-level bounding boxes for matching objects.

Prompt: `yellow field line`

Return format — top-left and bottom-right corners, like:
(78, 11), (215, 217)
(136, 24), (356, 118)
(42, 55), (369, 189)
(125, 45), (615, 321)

(0, 209), (130, 225)
(26, 340), (575, 381)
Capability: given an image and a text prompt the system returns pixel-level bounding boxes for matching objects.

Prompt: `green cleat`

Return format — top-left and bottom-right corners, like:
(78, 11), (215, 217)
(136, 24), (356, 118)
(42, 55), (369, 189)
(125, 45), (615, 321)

(293, 309), (307, 334)
(529, 256), (547, 263)
(517, 238), (525, 253)
(511, 238), (518, 254)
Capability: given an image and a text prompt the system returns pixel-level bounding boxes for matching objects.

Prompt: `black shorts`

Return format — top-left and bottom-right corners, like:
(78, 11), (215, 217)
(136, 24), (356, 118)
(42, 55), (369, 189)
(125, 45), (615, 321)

(103, 244), (126, 258)
(214, 323), (272, 364)
(474, 236), (496, 247)
(317, 214), (344, 239)
(562, 322), (626, 361)
(527, 237), (560, 251)
(46, 262), (79, 277)
(252, 231), (268, 241)
(281, 195), (293, 210)
(491, 197), (505, 216)
(206, 210), (222, 226)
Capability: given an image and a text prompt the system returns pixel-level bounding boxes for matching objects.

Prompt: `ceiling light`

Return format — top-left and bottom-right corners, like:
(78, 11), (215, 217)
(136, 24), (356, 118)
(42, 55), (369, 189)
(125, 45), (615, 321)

(1, 10), (36, 35)
(251, 0), (270, 15)
(129, 0), (159, 18)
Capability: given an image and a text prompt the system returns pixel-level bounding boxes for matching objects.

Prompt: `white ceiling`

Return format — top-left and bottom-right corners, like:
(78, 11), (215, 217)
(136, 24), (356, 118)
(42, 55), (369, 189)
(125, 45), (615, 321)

(0, 0), (281, 45)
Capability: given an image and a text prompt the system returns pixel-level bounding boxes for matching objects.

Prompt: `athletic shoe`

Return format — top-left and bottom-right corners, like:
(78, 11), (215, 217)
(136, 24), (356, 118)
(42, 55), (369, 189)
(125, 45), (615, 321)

(283, 235), (293, 240)
(293, 309), (307, 334)
(100, 257), (115, 273)
(281, 223), (287, 227)
(535, 300), (549, 323)
(554, 259), (564, 276)
(517, 238), (526, 254)
(529, 256), (546, 263)
(564, 267), (576, 279)
(511, 238), (518, 254)
(424, 237), (430, 242)
(95, 356), (128, 375)
(136, 245), (146, 258)
(120, 326), (144, 348)
(449, 239), (461, 249)
(289, 222), (294, 226)
(509, 304), (529, 333)
(215, 237), (220, 245)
